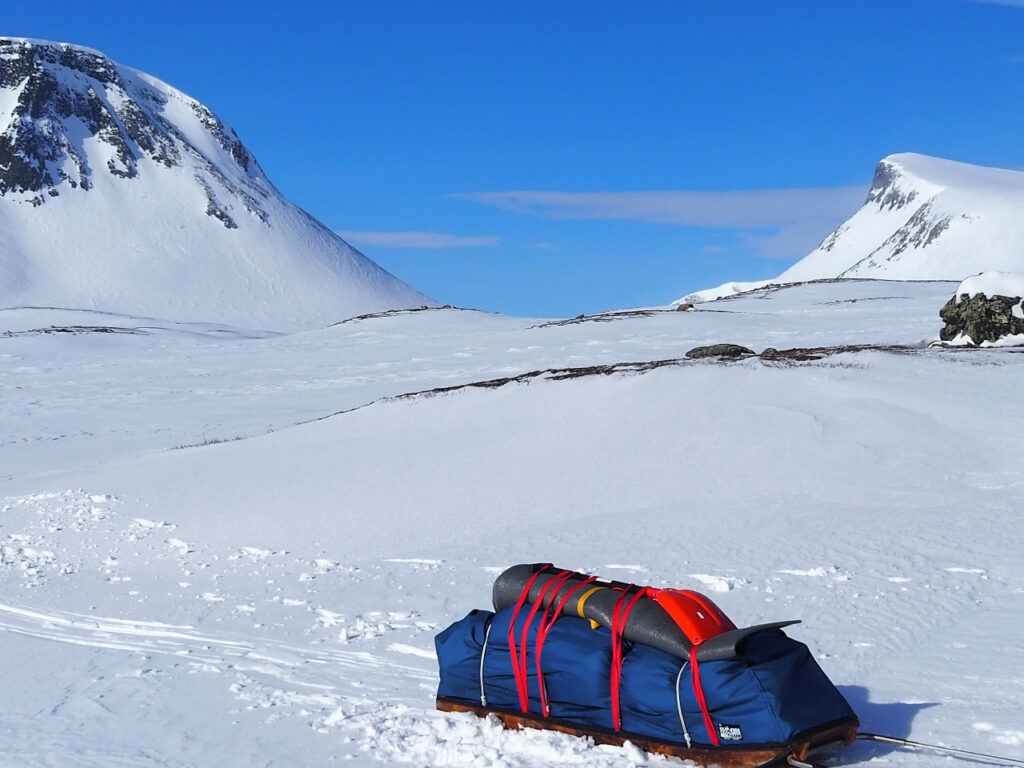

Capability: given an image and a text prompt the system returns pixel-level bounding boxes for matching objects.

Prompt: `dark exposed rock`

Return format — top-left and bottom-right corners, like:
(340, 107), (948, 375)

(190, 101), (255, 173)
(758, 344), (913, 361)
(675, 303), (693, 312)
(879, 202), (950, 258)
(1, 325), (144, 338)
(330, 305), (461, 325)
(817, 224), (848, 252)
(685, 343), (755, 359)
(939, 292), (1024, 345)
(0, 38), (266, 222)
(866, 159), (918, 211)
(532, 308), (670, 328)
(839, 203), (952, 276)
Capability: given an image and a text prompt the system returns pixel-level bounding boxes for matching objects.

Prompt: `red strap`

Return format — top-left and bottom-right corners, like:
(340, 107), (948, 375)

(690, 644), (719, 746)
(609, 585), (649, 731)
(516, 570), (571, 711)
(507, 565), (550, 712)
(535, 575), (598, 716)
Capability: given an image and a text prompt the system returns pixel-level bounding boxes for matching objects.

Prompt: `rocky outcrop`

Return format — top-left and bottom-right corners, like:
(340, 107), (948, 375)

(940, 273), (1024, 345)
(865, 157), (918, 212)
(685, 344), (755, 359)
(940, 293), (1024, 345)
(0, 38), (266, 223)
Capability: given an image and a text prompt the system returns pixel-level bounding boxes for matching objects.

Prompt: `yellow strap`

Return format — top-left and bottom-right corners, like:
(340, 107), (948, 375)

(576, 586), (604, 618)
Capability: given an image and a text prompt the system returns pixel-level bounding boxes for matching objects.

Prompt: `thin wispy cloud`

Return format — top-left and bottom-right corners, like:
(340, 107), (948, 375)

(338, 231), (499, 249)
(453, 187), (864, 227)
(454, 186), (866, 259)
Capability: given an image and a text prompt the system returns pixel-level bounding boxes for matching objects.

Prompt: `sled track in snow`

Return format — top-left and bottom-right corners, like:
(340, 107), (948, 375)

(0, 601), (432, 685)
(0, 602), (668, 767)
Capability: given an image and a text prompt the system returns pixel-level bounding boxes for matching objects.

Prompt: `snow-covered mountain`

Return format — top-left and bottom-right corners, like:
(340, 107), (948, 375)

(682, 153), (1024, 303)
(0, 38), (431, 329)
(780, 153), (1024, 282)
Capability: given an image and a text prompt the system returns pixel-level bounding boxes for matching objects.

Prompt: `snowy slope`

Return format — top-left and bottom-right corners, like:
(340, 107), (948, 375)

(956, 271), (1024, 301)
(0, 38), (431, 330)
(682, 153), (1024, 303)
(781, 153), (1024, 282)
(2, 283), (1024, 767)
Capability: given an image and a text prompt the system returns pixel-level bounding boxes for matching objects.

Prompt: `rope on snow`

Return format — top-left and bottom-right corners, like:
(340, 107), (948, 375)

(786, 732), (1024, 768)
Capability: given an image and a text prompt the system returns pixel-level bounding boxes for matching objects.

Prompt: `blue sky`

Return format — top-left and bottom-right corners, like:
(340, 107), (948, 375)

(7, 1), (1024, 315)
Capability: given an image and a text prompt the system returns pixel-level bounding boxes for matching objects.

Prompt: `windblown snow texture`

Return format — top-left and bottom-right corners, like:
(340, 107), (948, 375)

(0, 38), (432, 329)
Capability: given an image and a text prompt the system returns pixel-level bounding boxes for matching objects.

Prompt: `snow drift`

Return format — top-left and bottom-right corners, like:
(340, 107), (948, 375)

(0, 38), (432, 330)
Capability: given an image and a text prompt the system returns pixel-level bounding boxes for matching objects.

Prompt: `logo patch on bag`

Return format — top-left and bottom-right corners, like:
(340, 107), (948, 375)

(718, 723), (743, 741)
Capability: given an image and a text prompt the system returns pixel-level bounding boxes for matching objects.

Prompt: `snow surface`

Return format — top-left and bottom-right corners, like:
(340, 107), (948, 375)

(3, 279), (1024, 767)
(956, 271), (1024, 301)
(682, 153), (1024, 304)
(0, 38), (432, 330)
(677, 279), (773, 304)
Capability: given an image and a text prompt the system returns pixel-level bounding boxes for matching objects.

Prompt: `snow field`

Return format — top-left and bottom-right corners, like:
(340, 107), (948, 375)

(1, 279), (1023, 766)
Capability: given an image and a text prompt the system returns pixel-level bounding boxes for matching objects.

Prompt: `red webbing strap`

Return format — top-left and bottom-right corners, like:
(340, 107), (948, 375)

(516, 570), (571, 711)
(690, 644), (719, 746)
(528, 571), (575, 713)
(609, 585), (650, 731)
(535, 574), (598, 717)
(507, 565), (550, 713)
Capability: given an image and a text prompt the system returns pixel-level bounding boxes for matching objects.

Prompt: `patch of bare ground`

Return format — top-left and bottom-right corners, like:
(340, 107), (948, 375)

(330, 305), (481, 325)
(532, 309), (671, 328)
(171, 434), (246, 450)
(759, 344), (915, 362)
(317, 344), (928, 421)
(1, 325), (146, 337)
(209, 343), (1017, 447)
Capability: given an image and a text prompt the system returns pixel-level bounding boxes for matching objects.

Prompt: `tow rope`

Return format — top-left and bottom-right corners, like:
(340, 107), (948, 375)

(787, 732), (1024, 768)
(857, 733), (1024, 766)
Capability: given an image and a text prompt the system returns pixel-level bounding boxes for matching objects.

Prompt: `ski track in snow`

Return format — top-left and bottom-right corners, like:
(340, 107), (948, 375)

(0, 491), (671, 767)
(3, 283), (1024, 766)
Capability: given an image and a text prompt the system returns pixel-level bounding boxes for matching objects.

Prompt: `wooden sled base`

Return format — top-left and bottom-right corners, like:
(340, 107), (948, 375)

(437, 696), (859, 768)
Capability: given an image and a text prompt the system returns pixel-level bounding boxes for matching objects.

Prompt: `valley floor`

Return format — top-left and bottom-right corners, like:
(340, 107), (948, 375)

(2, 280), (1023, 767)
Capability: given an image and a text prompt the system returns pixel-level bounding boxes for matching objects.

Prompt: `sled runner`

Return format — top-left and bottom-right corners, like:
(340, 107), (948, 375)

(435, 564), (859, 768)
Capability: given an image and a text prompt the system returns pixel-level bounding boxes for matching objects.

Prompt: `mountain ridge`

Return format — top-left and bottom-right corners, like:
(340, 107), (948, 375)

(681, 153), (1024, 303)
(0, 37), (432, 330)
